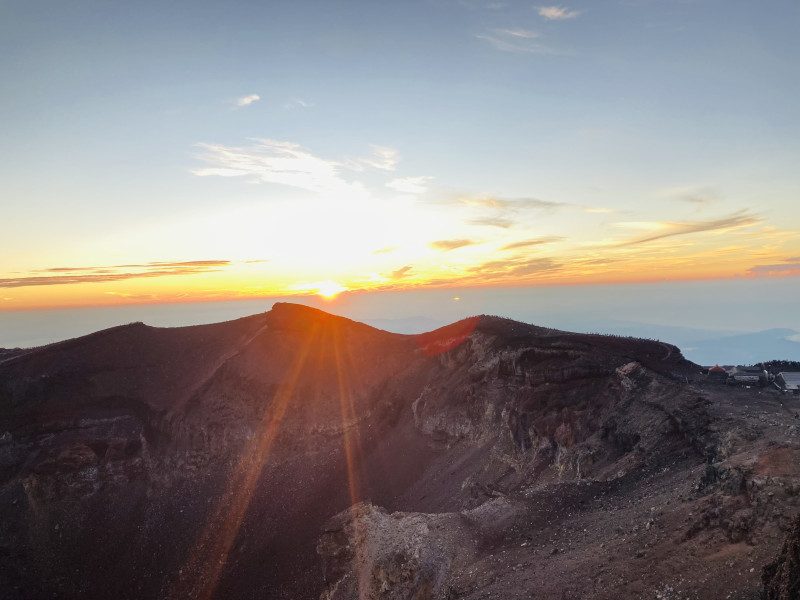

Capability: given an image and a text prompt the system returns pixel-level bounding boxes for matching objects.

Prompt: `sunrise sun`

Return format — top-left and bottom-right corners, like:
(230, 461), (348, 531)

(315, 281), (347, 299)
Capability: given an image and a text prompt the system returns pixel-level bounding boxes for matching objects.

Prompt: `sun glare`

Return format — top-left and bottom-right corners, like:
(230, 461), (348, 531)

(316, 281), (347, 299)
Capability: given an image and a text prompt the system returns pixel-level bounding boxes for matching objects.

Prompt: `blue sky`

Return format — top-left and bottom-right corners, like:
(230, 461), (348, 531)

(1, 0), (799, 310)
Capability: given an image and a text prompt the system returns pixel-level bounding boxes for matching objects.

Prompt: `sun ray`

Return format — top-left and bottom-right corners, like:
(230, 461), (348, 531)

(330, 321), (371, 598)
(168, 322), (319, 600)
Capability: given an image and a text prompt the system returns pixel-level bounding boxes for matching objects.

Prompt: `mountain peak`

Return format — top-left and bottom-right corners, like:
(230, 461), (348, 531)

(266, 302), (376, 334)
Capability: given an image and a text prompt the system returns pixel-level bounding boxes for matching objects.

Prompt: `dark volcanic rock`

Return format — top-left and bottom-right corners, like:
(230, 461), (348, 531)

(0, 303), (796, 600)
(762, 513), (800, 600)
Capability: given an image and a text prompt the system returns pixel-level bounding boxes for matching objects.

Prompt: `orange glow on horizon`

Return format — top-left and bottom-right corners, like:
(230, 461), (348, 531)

(4, 267), (800, 313)
(2, 241), (800, 312)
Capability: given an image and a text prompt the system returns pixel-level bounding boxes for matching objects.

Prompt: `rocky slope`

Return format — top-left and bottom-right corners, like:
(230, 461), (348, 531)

(762, 513), (800, 600)
(1, 303), (798, 599)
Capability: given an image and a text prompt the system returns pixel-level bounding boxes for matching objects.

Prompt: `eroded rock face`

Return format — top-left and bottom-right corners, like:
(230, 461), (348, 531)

(762, 514), (800, 600)
(318, 499), (523, 600)
(409, 329), (706, 505)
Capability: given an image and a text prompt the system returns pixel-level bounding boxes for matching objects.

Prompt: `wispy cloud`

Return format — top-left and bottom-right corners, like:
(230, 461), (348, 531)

(235, 94), (260, 107)
(538, 5), (580, 20)
(468, 256), (561, 278)
(355, 145), (400, 171)
(373, 246), (399, 255)
(386, 176), (433, 194)
(613, 211), (761, 246)
(104, 291), (157, 300)
(390, 265), (414, 279)
(572, 256), (624, 267)
(500, 236), (564, 251)
(192, 139), (384, 196)
(438, 195), (571, 237)
(467, 216), (514, 228)
(748, 256), (800, 277)
(283, 98), (313, 109)
(504, 28), (539, 38)
(457, 195), (567, 212)
(375, 254), (564, 290)
(38, 260), (231, 272)
(430, 239), (479, 251)
(476, 29), (552, 53)
(194, 139), (342, 192)
(450, 195), (569, 231)
(1, 260), (232, 288)
(582, 206), (616, 214)
(659, 185), (722, 205)
(193, 139), (403, 197)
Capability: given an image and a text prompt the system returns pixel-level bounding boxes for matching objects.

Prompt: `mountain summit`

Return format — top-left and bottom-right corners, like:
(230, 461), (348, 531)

(0, 304), (797, 599)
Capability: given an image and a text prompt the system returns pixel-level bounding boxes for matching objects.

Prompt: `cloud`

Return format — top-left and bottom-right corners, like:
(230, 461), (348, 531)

(582, 206), (616, 214)
(235, 94), (260, 107)
(659, 186), (722, 205)
(500, 236), (564, 251)
(283, 98), (313, 109)
(504, 29), (539, 38)
(747, 262), (800, 277)
(37, 260), (231, 273)
(357, 145), (401, 171)
(438, 195), (569, 237)
(468, 256), (561, 278)
(374, 255), (563, 290)
(457, 195), (567, 213)
(373, 246), (399, 255)
(390, 265), (414, 279)
(114, 260), (229, 269)
(573, 256), (624, 267)
(429, 239), (479, 251)
(508, 258), (561, 276)
(193, 139), (403, 197)
(467, 217), (514, 228)
(104, 291), (157, 300)
(538, 6), (580, 20)
(193, 139), (369, 196)
(614, 211), (761, 247)
(476, 29), (552, 53)
(1, 260), (232, 289)
(682, 194), (719, 205)
(386, 176), (433, 194)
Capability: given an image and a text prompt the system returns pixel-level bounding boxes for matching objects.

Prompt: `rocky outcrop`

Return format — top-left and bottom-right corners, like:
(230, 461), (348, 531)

(317, 498), (523, 600)
(411, 321), (706, 497)
(762, 513), (800, 600)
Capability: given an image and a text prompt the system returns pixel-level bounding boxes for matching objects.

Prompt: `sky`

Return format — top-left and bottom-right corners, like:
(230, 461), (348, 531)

(1, 0), (799, 313)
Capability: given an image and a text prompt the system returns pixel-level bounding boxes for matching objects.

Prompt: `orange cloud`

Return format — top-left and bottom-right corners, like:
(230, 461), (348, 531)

(429, 239), (479, 251)
(1, 261), (233, 288)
